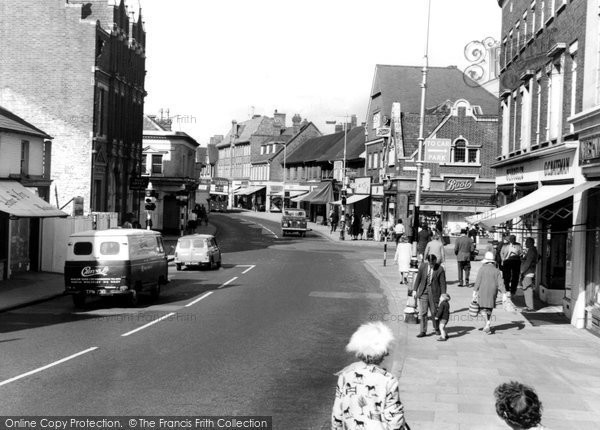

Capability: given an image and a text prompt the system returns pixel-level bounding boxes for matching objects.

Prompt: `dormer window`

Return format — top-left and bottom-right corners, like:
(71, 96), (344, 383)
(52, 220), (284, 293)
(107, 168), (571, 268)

(451, 138), (480, 165)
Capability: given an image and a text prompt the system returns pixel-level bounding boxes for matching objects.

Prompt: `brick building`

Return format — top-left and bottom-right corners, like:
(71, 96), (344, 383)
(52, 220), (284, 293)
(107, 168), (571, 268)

(364, 64), (498, 232)
(467, 0), (600, 328)
(0, 0), (146, 221)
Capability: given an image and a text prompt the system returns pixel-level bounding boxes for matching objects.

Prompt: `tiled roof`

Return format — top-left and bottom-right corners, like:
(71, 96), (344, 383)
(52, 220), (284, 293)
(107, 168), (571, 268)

(316, 126), (366, 162)
(285, 131), (346, 164)
(216, 116), (270, 148)
(0, 105), (51, 139)
(143, 115), (163, 131)
(372, 65), (498, 114)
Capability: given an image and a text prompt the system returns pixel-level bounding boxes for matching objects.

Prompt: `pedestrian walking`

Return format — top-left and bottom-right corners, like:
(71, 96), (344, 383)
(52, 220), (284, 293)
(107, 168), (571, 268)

(412, 254), (447, 338)
(361, 215), (371, 240)
(520, 237), (538, 312)
(393, 219), (405, 244)
(329, 209), (339, 234)
(468, 224), (478, 244)
(372, 213), (382, 242)
(494, 381), (545, 430)
(435, 293), (451, 341)
(416, 222), (431, 261)
(473, 251), (506, 334)
(394, 236), (412, 285)
(500, 235), (523, 296)
(454, 228), (474, 287)
(424, 232), (445, 265)
(331, 322), (408, 430)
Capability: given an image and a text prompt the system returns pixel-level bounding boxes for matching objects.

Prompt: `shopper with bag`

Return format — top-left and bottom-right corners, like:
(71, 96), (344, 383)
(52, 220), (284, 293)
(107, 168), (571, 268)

(394, 236), (413, 285)
(473, 251), (506, 334)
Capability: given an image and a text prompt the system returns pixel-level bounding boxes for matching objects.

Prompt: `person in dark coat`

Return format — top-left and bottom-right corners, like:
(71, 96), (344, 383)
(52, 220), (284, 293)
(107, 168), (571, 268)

(473, 251), (506, 334)
(500, 235), (523, 296)
(454, 228), (474, 287)
(417, 222), (431, 261)
(329, 209), (339, 233)
(412, 254), (447, 338)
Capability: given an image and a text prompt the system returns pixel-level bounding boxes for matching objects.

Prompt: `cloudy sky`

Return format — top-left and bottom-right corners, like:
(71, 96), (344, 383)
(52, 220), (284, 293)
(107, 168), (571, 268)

(140, 0), (501, 144)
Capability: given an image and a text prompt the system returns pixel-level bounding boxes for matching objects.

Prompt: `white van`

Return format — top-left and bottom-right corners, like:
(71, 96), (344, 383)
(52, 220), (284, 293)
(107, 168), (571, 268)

(64, 229), (168, 307)
(174, 234), (222, 271)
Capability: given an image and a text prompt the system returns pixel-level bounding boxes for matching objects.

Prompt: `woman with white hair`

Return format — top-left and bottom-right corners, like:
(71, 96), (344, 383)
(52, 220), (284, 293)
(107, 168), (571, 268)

(332, 322), (408, 430)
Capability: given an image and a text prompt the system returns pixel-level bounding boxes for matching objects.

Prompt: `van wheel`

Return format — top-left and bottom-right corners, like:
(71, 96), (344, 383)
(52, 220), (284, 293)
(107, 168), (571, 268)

(216, 258), (222, 269)
(176, 263), (182, 271)
(73, 295), (86, 308)
(209, 257), (217, 270)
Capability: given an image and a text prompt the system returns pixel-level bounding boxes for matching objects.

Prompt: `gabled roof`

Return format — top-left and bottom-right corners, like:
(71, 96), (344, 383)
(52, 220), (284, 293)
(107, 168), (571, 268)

(143, 115), (163, 131)
(216, 116), (271, 148)
(0, 105), (51, 139)
(315, 126), (366, 162)
(285, 131), (346, 164)
(143, 115), (199, 147)
(371, 65), (498, 114)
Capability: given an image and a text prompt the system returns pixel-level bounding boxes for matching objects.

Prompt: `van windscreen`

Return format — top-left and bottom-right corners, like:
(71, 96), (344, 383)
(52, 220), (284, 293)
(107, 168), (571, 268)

(178, 239), (191, 249)
(100, 241), (120, 255)
(74, 242), (93, 255)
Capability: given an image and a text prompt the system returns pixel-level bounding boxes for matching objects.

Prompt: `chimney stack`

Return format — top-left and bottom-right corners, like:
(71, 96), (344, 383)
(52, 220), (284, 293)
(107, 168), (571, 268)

(292, 114), (302, 134)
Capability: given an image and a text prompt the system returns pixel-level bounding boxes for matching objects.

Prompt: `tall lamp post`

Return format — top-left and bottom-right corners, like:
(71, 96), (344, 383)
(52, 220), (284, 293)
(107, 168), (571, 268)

(176, 184), (188, 236)
(413, 0), (432, 259)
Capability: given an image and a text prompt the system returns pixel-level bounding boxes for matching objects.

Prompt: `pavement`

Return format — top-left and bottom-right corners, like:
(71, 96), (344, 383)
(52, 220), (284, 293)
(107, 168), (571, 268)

(2, 210), (600, 429)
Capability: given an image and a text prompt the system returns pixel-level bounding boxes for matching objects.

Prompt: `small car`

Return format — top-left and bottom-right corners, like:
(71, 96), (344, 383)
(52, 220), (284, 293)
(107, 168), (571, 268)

(173, 234), (222, 270)
(281, 209), (308, 237)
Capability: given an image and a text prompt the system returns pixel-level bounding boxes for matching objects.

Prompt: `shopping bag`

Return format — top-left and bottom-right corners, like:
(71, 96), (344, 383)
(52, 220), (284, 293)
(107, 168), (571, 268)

(468, 300), (480, 318)
(502, 293), (518, 312)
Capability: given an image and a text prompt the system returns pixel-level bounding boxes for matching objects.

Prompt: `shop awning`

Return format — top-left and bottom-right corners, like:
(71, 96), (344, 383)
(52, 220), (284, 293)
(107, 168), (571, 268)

(234, 185), (265, 196)
(0, 181), (67, 218)
(331, 194), (370, 205)
(466, 181), (600, 228)
(291, 182), (333, 204)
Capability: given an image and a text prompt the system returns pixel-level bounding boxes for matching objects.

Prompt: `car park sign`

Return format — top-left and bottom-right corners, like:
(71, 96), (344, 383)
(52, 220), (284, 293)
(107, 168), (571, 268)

(424, 138), (451, 163)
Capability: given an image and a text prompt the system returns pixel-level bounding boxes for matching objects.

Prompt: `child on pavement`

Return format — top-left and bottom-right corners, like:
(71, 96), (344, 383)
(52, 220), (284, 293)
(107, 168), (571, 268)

(435, 293), (451, 341)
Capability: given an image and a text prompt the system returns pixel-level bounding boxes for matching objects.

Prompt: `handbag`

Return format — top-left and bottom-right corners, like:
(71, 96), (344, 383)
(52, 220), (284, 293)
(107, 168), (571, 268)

(468, 300), (480, 318)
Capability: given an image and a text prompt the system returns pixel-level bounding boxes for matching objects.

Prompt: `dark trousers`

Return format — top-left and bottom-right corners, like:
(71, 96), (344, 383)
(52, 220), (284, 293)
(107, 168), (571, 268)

(502, 259), (521, 295)
(330, 222), (337, 233)
(419, 293), (439, 334)
(457, 260), (471, 285)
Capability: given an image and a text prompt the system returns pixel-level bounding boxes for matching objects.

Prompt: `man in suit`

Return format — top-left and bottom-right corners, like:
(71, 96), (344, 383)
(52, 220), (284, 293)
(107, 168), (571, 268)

(412, 254), (447, 337)
(454, 228), (474, 287)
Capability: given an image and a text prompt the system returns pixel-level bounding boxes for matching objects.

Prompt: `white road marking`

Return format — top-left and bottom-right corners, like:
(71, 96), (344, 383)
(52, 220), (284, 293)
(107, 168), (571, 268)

(121, 312), (176, 337)
(236, 264), (256, 274)
(255, 222), (278, 238)
(184, 291), (213, 307)
(242, 265), (255, 274)
(0, 347), (98, 387)
(218, 277), (238, 289)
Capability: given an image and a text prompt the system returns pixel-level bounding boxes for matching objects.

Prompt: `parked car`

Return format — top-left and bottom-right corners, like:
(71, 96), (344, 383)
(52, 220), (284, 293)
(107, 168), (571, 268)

(173, 234), (222, 271)
(64, 229), (168, 307)
(281, 209), (308, 237)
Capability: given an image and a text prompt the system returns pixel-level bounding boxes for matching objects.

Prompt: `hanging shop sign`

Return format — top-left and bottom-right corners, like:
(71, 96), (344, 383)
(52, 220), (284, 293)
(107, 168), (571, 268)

(371, 185), (384, 197)
(353, 177), (371, 195)
(375, 127), (391, 138)
(581, 134), (600, 165)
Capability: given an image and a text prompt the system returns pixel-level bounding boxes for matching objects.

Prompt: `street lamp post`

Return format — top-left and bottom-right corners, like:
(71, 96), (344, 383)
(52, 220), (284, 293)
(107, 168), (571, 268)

(340, 120), (348, 240)
(413, 0), (432, 260)
(282, 142), (287, 212)
(229, 120), (237, 210)
(176, 184), (188, 236)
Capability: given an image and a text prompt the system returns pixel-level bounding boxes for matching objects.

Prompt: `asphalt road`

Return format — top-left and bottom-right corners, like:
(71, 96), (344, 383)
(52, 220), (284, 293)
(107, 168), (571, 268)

(0, 213), (389, 429)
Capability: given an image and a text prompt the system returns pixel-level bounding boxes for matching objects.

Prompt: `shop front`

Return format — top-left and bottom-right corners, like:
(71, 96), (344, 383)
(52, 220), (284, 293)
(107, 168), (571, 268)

(571, 107), (600, 331)
(234, 184), (266, 210)
(470, 147), (596, 322)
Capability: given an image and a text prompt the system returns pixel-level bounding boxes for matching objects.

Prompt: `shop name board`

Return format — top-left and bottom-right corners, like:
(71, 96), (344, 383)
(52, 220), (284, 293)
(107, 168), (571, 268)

(129, 176), (149, 191)
(445, 178), (473, 192)
(581, 135), (600, 163)
(543, 157), (570, 177)
(506, 166), (524, 182)
(375, 127), (391, 138)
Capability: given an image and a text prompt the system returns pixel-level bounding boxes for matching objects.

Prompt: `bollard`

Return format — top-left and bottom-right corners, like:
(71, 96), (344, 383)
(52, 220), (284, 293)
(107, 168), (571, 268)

(383, 236), (388, 266)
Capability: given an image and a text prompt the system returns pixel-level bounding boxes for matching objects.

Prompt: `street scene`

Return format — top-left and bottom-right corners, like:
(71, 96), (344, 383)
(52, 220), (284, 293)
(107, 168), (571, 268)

(2, 1), (600, 429)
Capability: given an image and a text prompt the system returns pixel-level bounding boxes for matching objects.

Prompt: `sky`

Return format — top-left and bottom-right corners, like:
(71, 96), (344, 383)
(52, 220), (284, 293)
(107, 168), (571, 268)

(140, 0), (502, 144)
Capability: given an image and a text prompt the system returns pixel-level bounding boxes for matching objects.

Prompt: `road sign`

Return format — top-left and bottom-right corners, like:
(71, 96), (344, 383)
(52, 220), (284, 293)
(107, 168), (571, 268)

(129, 176), (149, 191)
(424, 138), (452, 163)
